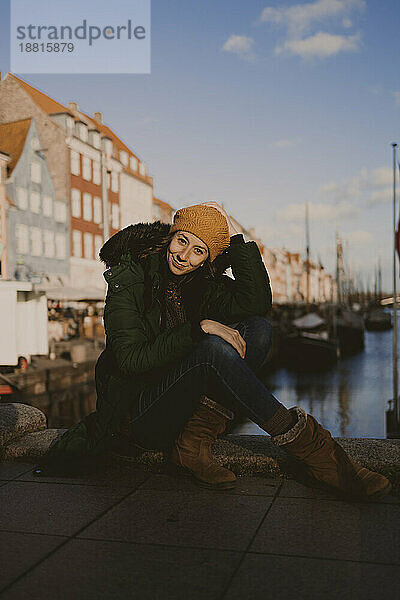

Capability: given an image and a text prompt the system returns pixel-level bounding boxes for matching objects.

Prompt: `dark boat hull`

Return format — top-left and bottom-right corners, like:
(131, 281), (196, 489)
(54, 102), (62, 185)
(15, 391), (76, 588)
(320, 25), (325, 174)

(364, 311), (392, 331)
(281, 333), (338, 371)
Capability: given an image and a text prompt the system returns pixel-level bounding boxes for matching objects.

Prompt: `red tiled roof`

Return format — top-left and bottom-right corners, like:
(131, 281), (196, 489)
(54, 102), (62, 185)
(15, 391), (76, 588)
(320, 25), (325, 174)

(83, 113), (140, 161)
(8, 73), (74, 116)
(7, 72), (152, 182)
(0, 118), (32, 174)
(8, 73), (141, 162)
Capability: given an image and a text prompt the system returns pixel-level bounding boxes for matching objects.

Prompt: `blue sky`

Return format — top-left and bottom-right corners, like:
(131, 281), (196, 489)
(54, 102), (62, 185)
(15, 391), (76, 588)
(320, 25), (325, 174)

(1, 0), (400, 291)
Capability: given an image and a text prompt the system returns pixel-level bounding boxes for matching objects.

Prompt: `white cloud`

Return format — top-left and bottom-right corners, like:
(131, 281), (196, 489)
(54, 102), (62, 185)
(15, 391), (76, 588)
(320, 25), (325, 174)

(318, 166), (392, 204)
(260, 0), (365, 37)
(367, 188), (392, 206)
(277, 200), (359, 221)
(345, 230), (373, 245)
(222, 35), (255, 60)
(272, 137), (302, 149)
(275, 31), (361, 58)
(260, 0), (365, 60)
(370, 166), (392, 188)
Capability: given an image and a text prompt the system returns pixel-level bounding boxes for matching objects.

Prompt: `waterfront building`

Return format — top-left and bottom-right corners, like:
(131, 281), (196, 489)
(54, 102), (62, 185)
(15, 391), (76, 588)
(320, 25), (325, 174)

(153, 197), (174, 224)
(0, 72), (153, 293)
(0, 118), (68, 285)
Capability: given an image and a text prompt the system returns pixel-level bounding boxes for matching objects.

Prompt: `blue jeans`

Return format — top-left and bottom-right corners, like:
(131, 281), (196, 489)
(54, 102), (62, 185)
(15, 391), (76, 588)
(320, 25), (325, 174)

(130, 316), (283, 450)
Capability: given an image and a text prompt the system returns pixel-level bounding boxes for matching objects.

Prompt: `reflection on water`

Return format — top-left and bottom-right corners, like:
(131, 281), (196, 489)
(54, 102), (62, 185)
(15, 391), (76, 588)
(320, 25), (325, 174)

(231, 322), (396, 439)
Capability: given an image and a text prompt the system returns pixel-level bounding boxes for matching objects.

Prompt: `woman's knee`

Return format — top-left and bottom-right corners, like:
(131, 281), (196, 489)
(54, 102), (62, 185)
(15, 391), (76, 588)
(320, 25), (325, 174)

(197, 333), (240, 362)
(245, 315), (273, 352)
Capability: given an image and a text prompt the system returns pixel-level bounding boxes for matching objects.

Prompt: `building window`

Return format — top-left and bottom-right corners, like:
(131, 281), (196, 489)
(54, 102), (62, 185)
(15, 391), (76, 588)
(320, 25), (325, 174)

(30, 227), (42, 256)
(72, 230), (82, 258)
(94, 234), (103, 259)
(104, 139), (113, 156)
(93, 196), (102, 224)
(44, 230), (55, 257)
(93, 160), (101, 185)
(16, 187), (28, 210)
(83, 193), (92, 221)
(70, 150), (80, 176)
(30, 161), (41, 184)
(84, 232), (93, 259)
(55, 233), (66, 259)
(30, 191), (41, 214)
(120, 150), (128, 166)
(130, 156), (138, 171)
(55, 201), (67, 223)
(43, 195), (52, 217)
(111, 171), (119, 193)
(79, 123), (88, 142)
(71, 188), (81, 218)
(139, 162), (146, 177)
(92, 132), (101, 149)
(16, 224), (29, 254)
(111, 203), (119, 229)
(82, 156), (91, 181)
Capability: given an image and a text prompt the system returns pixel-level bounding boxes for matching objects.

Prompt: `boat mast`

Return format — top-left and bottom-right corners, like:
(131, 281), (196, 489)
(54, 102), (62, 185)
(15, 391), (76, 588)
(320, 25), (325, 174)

(392, 143), (398, 422)
(305, 202), (310, 311)
(336, 232), (343, 305)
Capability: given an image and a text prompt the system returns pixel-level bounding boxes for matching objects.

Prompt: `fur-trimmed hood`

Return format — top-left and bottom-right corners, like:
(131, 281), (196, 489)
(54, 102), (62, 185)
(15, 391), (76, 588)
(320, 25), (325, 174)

(99, 220), (231, 276)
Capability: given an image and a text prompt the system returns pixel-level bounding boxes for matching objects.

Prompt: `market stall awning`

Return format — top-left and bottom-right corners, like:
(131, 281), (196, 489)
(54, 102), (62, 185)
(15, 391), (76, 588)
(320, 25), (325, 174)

(45, 287), (106, 301)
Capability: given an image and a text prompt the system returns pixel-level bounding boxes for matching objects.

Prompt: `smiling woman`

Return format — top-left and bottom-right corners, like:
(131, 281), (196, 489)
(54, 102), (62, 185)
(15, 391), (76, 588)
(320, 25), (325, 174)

(38, 202), (392, 501)
(167, 231), (209, 274)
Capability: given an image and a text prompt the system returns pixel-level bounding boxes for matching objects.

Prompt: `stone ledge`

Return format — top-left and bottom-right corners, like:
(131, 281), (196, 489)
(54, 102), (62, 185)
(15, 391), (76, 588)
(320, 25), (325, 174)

(0, 403), (46, 452)
(2, 426), (399, 495)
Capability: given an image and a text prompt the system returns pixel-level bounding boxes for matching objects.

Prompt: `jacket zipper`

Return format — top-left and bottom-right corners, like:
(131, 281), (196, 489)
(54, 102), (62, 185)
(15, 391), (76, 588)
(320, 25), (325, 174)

(156, 298), (162, 327)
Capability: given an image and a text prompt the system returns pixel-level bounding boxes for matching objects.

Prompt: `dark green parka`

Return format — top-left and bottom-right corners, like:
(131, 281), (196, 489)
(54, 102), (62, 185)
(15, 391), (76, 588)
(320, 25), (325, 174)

(40, 221), (272, 473)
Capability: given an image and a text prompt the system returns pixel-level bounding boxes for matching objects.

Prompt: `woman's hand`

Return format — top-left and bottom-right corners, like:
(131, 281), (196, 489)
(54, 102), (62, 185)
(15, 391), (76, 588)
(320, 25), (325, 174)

(200, 319), (246, 359)
(202, 201), (241, 237)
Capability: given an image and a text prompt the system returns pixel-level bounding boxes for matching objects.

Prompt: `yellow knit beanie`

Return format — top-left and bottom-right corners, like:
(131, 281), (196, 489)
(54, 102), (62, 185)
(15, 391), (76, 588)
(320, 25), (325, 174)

(170, 204), (230, 263)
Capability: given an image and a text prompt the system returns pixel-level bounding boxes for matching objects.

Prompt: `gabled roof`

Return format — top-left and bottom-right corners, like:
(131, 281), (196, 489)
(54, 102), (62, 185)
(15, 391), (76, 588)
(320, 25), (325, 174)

(153, 196), (174, 212)
(7, 73), (74, 117)
(83, 113), (140, 162)
(7, 73), (141, 163)
(0, 118), (32, 174)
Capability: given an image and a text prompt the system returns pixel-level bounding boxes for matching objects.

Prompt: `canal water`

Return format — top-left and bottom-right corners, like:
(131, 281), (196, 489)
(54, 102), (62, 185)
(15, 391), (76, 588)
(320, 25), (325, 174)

(231, 312), (397, 439)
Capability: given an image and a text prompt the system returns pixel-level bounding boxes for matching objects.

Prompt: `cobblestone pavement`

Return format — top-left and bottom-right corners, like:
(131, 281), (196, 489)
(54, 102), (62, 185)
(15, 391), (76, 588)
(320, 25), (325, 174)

(0, 460), (399, 599)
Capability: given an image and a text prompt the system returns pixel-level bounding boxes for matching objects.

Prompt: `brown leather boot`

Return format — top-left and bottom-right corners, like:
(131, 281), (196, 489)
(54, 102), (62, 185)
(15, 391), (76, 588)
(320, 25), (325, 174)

(169, 401), (237, 489)
(267, 407), (392, 502)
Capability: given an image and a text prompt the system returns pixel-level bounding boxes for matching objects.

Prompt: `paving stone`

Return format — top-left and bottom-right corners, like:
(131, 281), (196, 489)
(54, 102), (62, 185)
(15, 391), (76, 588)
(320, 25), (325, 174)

(141, 473), (280, 496)
(225, 553), (400, 600)
(17, 462), (151, 488)
(0, 462), (34, 480)
(279, 479), (343, 500)
(1, 539), (242, 600)
(0, 531), (66, 592)
(79, 488), (272, 551)
(0, 481), (131, 536)
(3, 429), (67, 461)
(280, 478), (400, 504)
(0, 404), (46, 449)
(250, 496), (400, 564)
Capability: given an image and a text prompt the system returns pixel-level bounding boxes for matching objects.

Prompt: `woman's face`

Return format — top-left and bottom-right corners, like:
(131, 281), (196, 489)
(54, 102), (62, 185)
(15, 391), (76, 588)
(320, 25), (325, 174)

(167, 231), (209, 275)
